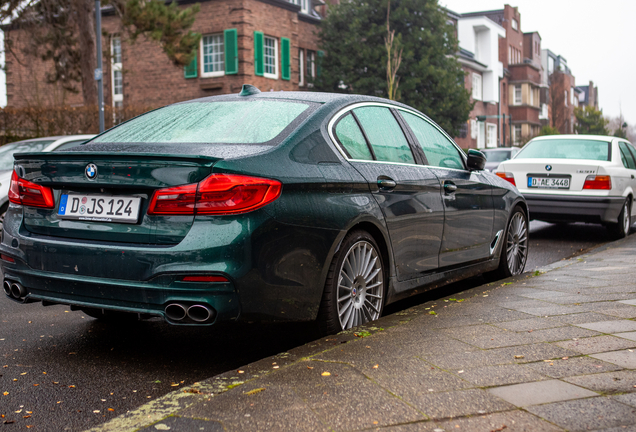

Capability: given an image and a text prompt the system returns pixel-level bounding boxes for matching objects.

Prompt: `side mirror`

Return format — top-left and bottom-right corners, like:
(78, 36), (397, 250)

(467, 149), (486, 171)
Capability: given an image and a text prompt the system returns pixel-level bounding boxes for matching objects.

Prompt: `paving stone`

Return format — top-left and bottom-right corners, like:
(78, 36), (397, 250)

(287, 362), (424, 430)
(564, 370), (636, 394)
(518, 290), (576, 300)
(526, 397), (636, 431)
(584, 303), (636, 319)
(511, 305), (590, 316)
(591, 350), (636, 368)
(490, 343), (579, 364)
(180, 383), (328, 431)
(526, 356), (622, 379)
(492, 317), (565, 332)
(488, 380), (597, 406)
(404, 388), (515, 420)
(137, 416), (224, 432)
(620, 299), (636, 306)
(549, 312), (626, 325)
(526, 326), (600, 342)
(455, 363), (548, 387)
(461, 331), (539, 349)
(613, 393), (636, 408)
(434, 410), (565, 432)
(421, 349), (512, 370)
(365, 421), (443, 431)
(555, 335), (636, 354)
(615, 331), (636, 341)
(436, 324), (508, 338)
(575, 320), (636, 333)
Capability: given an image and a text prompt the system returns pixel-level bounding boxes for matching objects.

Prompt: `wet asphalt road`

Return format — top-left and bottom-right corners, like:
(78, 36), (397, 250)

(0, 221), (619, 431)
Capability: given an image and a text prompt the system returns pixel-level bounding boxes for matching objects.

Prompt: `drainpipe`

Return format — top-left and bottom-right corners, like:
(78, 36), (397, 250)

(498, 77), (502, 147)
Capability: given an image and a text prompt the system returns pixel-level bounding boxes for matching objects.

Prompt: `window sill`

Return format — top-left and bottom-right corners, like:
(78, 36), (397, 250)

(201, 72), (225, 79)
(264, 73), (278, 80)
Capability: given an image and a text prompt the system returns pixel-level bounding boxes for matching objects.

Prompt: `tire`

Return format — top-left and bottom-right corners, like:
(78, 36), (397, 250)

(316, 230), (386, 335)
(486, 206), (528, 280)
(0, 202), (9, 231)
(607, 198), (631, 239)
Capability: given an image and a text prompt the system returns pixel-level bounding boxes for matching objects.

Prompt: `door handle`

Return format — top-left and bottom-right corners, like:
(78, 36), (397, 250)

(377, 178), (397, 189)
(444, 182), (457, 194)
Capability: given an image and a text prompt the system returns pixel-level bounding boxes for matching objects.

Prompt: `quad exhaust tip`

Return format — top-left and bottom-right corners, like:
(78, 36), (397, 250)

(3, 280), (12, 297)
(187, 304), (213, 322)
(3, 280), (28, 301)
(164, 303), (187, 321)
(164, 302), (216, 324)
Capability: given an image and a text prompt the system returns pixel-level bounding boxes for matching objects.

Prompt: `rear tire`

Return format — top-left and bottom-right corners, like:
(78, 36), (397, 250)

(607, 198), (631, 239)
(485, 206), (528, 281)
(316, 230), (386, 335)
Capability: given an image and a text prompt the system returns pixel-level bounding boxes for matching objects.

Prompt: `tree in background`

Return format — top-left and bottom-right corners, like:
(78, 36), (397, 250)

(574, 106), (609, 135)
(607, 113), (634, 141)
(315, 0), (473, 136)
(538, 125), (559, 136)
(3, 0), (200, 107)
(384, 0), (402, 101)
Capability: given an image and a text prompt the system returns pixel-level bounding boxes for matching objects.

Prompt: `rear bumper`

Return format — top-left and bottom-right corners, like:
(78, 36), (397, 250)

(523, 193), (625, 224)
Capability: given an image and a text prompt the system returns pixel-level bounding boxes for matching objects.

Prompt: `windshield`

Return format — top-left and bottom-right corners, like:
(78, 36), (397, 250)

(485, 150), (511, 163)
(93, 100), (312, 145)
(0, 140), (55, 170)
(516, 139), (611, 161)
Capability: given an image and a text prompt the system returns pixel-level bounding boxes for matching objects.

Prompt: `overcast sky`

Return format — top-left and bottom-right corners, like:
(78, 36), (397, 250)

(441, 0), (635, 125)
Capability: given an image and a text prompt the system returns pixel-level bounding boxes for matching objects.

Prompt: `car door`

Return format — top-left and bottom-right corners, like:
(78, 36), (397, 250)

(618, 141), (636, 216)
(399, 110), (494, 267)
(331, 105), (444, 281)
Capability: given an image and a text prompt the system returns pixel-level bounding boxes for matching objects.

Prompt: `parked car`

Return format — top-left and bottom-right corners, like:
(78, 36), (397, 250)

(495, 135), (636, 238)
(0, 135), (95, 226)
(1, 86), (527, 333)
(482, 147), (520, 172)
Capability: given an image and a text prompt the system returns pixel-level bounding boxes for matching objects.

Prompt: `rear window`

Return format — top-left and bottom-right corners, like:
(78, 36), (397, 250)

(516, 139), (610, 161)
(93, 100), (313, 145)
(485, 150), (511, 162)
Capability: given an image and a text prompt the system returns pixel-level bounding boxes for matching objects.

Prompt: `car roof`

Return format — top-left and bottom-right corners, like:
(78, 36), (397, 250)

(528, 135), (615, 142)
(11, 135), (95, 145)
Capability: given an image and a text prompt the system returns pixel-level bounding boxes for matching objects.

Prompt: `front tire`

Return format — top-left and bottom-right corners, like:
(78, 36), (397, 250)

(486, 206), (528, 280)
(317, 230), (385, 335)
(607, 198), (631, 239)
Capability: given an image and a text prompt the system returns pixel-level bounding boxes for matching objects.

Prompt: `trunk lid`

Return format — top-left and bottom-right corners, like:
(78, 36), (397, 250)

(14, 151), (220, 244)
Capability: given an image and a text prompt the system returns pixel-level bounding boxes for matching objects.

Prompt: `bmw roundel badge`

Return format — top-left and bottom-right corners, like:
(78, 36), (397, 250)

(545, 165), (552, 171)
(85, 163), (98, 180)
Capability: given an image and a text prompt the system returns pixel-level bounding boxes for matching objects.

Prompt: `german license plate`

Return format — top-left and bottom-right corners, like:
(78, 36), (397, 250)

(527, 177), (570, 189)
(58, 194), (141, 223)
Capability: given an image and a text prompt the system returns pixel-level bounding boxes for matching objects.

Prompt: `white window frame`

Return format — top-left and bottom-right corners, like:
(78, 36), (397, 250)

(514, 85), (522, 105)
(477, 121), (485, 149)
(300, 0), (309, 13)
(514, 125), (522, 144)
(470, 119), (477, 139)
(306, 50), (316, 87)
(263, 36), (278, 79)
(486, 124), (497, 148)
(110, 36), (123, 105)
(472, 73), (482, 101)
(299, 49), (305, 86)
(564, 90), (568, 106)
(200, 34), (225, 78)
(511, 19), (518, 31)
(529, 86), (534, 106)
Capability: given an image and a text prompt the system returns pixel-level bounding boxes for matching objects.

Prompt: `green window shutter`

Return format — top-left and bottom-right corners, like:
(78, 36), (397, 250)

(254, 31), (264, 77)
(281, 37), (291, 80)
(224, 28), (238, 75)
(317, 50), (324, 77)
(184, 55), (197, 79)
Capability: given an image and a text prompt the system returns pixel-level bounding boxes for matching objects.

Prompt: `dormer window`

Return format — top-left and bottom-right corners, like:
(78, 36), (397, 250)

(289, 0), (309, 14)
(511, 19), (518, 31)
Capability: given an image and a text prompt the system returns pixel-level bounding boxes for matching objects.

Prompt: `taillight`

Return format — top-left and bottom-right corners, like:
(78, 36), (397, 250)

(182, 275), (228, 282)
(496, 172), (516, 187)
(147, 174), (282, 215)
(583, 175), (611, 190)
(8, 171), (55, 209)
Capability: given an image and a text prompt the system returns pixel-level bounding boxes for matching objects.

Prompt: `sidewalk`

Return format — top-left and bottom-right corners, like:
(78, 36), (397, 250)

(90, 236), (636, 432)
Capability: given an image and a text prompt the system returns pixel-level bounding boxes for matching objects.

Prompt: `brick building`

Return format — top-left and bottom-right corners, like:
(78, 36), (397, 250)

(542, 49), (580, 134)
(576, 81), (599, 109)
(5, 0), (324, 110)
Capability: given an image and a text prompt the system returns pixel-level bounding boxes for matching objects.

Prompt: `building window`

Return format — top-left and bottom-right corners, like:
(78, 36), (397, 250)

(470, 119), (477, 139)
(110, 36), (123, 105)
(487, 124), (497, 148)
(298, 49), (304, 86)
(514, 85), (522, 105)
(201, 34), (224, 77)
(472, 73), (482, 101)
(289, 0), (309, 13)
(514, 125), (522, 144)
(264, 36), (278, 79)
(306, 50), (316, 85)
(564, 90), (568, 106)
(529, 87), (534, 106)
(511, 19), (518, 31)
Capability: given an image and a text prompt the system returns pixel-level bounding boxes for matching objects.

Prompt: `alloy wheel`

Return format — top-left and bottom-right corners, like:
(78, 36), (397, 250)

(336, 240), (383, 330)
(506, 212), (528, 276)
(622, 200), (630, 235)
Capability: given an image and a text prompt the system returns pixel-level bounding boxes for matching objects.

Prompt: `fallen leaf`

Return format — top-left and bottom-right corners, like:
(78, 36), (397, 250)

(562, 357), (569, 360)
(23, 415), (31, 419)
(307, 366), (314, 370)
(3, 392), (8, 395)
(238, 370), (244, 374)
(15, 409), (22, 413)
(373, 364), (379, 369)
(68, 352), (77, 355)
(33, 384), (39, 387)
(170, 383), (179, 387)
(458, 370), (464, 374)
(373, 421), (378, 425)
(273, 366), (279, 369)
(514, 355), (524, 359)
(4, 420), (15, 424)
(20, 372), (27, 375)
(108, 408), (115, 412)
(321, 372), (331, 376)
(68, 385), (76, 388)
(244, 388), (265, 395)
(93, 410), (101, 413)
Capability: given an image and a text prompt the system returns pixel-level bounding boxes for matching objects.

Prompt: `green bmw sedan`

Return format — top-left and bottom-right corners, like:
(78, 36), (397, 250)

(1, 85), (528, 334)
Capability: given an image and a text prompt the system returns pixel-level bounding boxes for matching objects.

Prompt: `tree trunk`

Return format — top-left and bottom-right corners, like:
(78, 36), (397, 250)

(73, 0), (98, 107)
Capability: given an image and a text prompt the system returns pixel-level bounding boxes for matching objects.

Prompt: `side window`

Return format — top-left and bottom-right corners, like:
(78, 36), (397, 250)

(334, 114), (373, 161)
(401, 111), (465, 170)
(53, 140), (88, 151)
(353, 106), (414, 164)
(619, 142), (636, 169)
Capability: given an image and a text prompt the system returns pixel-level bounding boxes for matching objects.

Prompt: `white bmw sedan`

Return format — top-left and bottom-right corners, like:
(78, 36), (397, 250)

(495, 135), (636, 238)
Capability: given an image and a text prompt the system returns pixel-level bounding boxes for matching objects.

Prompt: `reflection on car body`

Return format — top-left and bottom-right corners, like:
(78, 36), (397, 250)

(1, 86), (527, 333)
